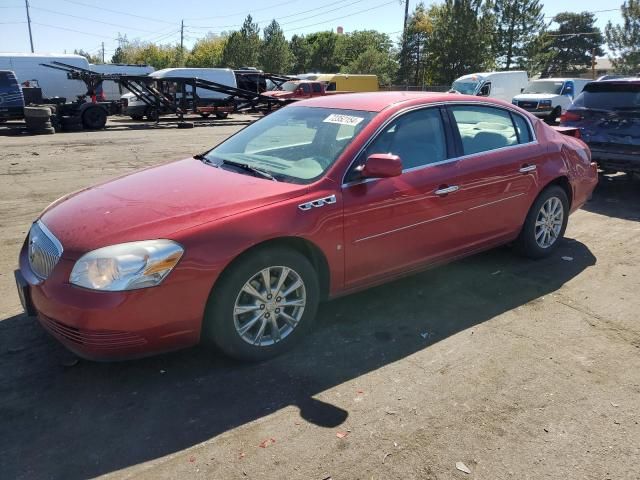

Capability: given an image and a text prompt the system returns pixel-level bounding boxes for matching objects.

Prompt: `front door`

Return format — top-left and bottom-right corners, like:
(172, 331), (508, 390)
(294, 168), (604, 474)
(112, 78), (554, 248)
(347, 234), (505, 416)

(341, 107), (467, 288)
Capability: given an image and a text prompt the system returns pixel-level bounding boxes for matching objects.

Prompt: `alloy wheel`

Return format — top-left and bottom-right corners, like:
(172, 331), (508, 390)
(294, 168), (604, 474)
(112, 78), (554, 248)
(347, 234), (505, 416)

(535, 196), (564, 248)
(233, 266), (306, 347)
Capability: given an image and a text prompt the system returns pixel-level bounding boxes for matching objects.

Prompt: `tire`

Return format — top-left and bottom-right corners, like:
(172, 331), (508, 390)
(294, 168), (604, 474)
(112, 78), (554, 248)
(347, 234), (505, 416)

(130, 114), (144, 121)
(202, 247), (320, 361)
(199, 112), (211, 118)
(145, 107), (159, 121)
(25, 118), (50, 128)
(81, 106), (107, 130)
(516, 185), (569, 259)
(545, 107), (561, 125)
(215, 112), (229, 119)
(23, 106), (51, 119)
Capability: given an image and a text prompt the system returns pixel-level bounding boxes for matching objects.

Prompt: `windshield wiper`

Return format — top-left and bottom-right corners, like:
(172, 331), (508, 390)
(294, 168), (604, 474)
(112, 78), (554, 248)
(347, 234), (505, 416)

(221, 159), (277, 181)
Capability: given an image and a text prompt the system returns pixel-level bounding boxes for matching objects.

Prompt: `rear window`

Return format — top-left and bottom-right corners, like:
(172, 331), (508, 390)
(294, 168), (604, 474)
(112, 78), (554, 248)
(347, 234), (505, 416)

(573, 82), (640, 109)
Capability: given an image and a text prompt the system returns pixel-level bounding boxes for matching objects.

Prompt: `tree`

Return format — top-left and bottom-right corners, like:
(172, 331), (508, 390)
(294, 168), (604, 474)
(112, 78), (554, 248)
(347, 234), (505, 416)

(74, 49), (101, 64)
(221, 15), (261, 68)
(397, 2), (433, 85)
(289, 34), (310, 73)
(422, 0), (495, 85)
(335, 30), (393, 67)
(306, 31), (340, 72)
(540, 12), (604, 77)
(259, 20), (291, 73)
(605, 0), (640, 74)
(111, 46), (127, 64)
(187, 34), (227, 67)
(341, 48), (398, 85)
(492, 0), (545, 69)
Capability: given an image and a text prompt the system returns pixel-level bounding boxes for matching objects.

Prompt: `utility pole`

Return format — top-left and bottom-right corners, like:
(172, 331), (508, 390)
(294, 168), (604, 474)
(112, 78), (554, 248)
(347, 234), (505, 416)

(402, 0), (410, 89)
(25, 0), (34, 53)
(591, 48), (596, 79)
(180, 19), (184, 66)
(101, 42), (105, 63)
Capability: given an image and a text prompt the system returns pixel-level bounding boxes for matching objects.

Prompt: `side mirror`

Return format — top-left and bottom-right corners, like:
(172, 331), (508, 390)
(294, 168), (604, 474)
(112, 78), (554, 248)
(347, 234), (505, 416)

(362, 154), (402, 178)
(520, 87), (525, 93)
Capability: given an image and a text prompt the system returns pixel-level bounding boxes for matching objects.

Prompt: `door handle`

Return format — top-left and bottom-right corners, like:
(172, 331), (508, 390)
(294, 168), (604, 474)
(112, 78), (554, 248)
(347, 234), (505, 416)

(519, 164), (537, 173)
(435, 185), (459, 196)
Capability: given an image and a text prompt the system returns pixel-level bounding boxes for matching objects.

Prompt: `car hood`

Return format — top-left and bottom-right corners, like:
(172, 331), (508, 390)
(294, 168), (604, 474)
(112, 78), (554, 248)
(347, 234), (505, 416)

(514, 93), (559, 101)
(261, 90), (293, 98)
(40, 158), (308, 257)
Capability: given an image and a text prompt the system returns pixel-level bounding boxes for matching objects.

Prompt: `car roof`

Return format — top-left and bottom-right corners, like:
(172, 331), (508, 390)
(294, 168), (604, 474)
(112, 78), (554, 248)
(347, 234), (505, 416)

(293, 91), (505, 112)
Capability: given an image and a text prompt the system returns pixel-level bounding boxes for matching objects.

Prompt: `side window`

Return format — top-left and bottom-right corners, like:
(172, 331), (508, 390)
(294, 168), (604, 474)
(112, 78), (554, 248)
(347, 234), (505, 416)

(478, 82), (491, 97)
(511, 113), (533, 144)
(450, 105), (519, 155)
(300, 83), (311, 94)
(363, 108), (447, 170)
(327, 82), (337, 91)
(312, 82), (322, 93)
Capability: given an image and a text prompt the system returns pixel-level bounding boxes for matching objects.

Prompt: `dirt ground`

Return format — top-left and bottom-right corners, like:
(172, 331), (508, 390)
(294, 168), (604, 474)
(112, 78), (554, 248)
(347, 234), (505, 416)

(0, 116), (639, 480)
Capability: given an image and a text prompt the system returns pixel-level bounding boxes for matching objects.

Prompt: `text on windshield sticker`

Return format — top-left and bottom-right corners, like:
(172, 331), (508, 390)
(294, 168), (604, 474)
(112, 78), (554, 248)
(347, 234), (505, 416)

(323, 114), (364, 126)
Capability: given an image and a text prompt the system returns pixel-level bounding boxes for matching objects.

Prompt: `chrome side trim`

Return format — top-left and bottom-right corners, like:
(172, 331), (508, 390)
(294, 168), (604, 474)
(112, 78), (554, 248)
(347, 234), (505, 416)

(298, 194), (337, 211)
(341, 100), (538, 188)
(468, 192), (526, 211)
(519, 165), (537, 173)
(353, 211), (462, 243)
(435, 185), (459, 195)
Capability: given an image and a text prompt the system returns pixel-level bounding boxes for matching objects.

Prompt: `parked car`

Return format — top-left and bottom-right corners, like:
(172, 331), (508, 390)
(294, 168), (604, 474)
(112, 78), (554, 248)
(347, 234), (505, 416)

(15, 92), (597, 361)
(560, 78), (640, 174)
(450, 71), (528, 102)
(122, 67), (237, 120)
(0, 70), (24, 122)
(512, 78), (590, 123)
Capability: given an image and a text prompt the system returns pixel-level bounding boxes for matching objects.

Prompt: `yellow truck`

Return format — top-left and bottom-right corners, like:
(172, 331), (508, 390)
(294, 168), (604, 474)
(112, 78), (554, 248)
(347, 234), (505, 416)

(297, 74), (379, 92)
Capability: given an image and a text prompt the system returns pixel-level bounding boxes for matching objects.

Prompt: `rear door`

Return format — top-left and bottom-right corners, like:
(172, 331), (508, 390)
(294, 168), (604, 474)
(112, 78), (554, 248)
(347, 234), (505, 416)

(446, 104), (542, 246)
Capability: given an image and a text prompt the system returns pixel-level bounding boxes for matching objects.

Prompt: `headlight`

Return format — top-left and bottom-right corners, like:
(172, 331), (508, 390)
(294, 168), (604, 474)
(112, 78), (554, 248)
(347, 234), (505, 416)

(539, 100), (552, 106)
(70, 240), (184, 291)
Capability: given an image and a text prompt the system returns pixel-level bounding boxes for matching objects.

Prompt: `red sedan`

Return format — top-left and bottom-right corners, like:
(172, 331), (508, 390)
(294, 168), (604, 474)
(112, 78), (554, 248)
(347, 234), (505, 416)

(15, 92), (597, 361)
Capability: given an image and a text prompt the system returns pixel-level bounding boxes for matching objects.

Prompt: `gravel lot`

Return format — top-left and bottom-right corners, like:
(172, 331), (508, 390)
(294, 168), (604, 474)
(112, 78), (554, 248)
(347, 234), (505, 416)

(1, 116), (639, 480)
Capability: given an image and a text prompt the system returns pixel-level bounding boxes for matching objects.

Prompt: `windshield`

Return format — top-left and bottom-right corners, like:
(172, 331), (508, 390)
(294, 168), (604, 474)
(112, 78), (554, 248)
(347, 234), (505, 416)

(281, 81), (298, 92)
(573, 83), (640, 110)
(523, 81), (564, 95)
(204, 106), (375, 184)
(451, 80), (480, 95)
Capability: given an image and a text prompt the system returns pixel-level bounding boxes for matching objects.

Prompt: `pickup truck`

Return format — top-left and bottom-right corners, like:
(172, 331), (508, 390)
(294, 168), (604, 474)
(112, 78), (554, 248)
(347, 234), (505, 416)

(261, 80), (331, 101)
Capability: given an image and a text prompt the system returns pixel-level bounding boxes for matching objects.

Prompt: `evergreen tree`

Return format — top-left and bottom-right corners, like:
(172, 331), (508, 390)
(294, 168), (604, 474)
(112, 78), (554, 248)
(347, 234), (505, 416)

(540, 12), (604, 77)
(397, 2), (432, 86)
(605, 0), (640, 74)
(221, 15), (261, 68)
(493, 0), (545, 69)
(259, 20), (292, 73)
(306, 31), (340, 72)
(289, 34), (310, 73)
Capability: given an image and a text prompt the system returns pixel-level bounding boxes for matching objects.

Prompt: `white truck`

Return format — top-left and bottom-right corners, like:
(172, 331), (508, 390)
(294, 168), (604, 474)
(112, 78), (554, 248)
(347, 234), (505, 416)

(121, 67), (238, 121)
(0, 53), (154, 101)
(512, 78), (591, 122)
(450, 71), (529, 102)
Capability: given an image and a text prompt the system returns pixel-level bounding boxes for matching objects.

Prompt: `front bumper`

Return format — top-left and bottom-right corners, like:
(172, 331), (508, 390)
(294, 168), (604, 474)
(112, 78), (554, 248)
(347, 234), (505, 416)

(17, 241), (204, 361)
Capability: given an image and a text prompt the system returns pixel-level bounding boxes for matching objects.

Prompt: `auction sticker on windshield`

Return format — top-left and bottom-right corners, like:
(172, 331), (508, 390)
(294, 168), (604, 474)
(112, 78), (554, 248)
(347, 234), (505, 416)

(323, 113), (364, 126)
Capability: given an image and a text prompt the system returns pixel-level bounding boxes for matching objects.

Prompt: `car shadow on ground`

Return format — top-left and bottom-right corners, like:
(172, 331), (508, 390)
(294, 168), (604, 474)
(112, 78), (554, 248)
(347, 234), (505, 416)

(0, 239), (595, 480)
(582, 173), (640, 221)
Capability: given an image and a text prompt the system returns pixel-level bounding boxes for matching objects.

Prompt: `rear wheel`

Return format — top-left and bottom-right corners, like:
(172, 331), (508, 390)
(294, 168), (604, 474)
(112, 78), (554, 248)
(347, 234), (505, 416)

(145, 107), (159, 122)
(199, 112), (211, 118)
(202, 247), (319, 361)
(516, 185), (569, 258)
(130, 114), (144, 121)
(81, 106), (107, 129)
(215, 112), (229, 119)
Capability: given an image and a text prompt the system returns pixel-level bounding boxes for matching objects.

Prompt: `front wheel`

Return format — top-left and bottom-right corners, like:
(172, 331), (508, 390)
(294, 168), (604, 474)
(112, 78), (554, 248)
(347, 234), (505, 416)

(516, 185), (569, 258)
(202, 247), (320, 361)
(81, 106), (107, 129)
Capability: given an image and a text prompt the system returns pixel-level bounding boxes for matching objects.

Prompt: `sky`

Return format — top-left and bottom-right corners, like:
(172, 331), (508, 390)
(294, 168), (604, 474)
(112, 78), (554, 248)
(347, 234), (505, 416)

(0, 0), (625, 61)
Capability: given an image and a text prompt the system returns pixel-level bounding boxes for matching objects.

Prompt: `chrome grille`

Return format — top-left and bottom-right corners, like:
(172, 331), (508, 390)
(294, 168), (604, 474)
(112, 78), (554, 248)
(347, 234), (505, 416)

(28, 221), (63, 280)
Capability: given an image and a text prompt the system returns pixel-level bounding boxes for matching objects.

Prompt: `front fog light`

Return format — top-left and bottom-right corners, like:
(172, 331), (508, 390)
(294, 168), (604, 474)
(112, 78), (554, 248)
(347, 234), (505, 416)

(70, 239), (183, 291)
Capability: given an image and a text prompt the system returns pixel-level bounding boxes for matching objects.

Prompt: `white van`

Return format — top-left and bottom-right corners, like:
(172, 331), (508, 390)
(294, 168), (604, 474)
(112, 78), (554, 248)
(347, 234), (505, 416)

(451, 71), (529, 102)
(512, 78), (591, 121)
(89, 63), (154, 100)
(0, 53), (90, 100)
(122, 67), (237, 120)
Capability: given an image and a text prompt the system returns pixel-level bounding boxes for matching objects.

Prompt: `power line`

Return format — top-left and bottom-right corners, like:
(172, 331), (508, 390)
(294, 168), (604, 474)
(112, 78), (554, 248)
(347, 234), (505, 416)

(286, 0), (397, 32)
(58, 0), (175, 25)
(28, 4), (160, 33)
(31, 21), (116, 39)
(185, 0), (302, 20)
